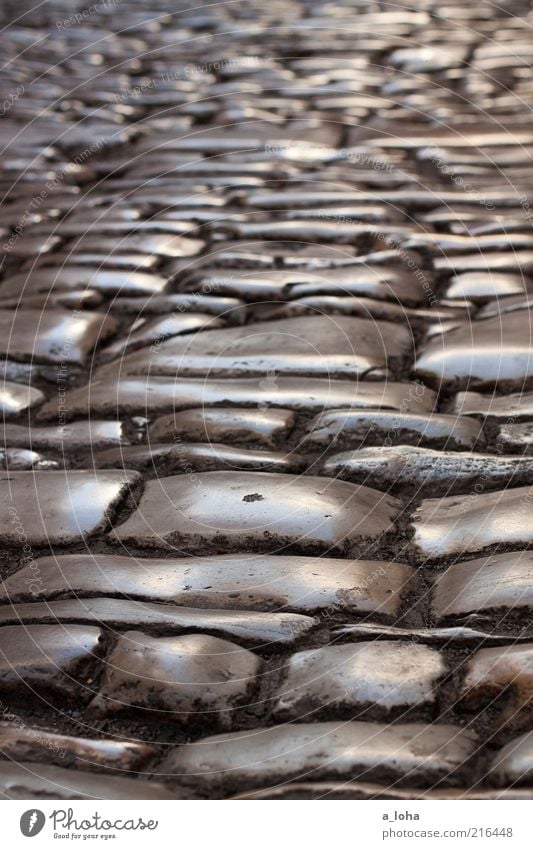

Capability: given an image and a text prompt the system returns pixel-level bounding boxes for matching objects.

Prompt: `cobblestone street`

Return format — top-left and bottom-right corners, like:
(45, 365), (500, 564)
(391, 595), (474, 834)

(2, 0), (533, 801)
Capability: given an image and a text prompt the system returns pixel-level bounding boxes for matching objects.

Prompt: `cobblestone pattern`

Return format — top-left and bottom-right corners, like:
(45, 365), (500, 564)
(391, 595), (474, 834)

(1, 0), (533, 800)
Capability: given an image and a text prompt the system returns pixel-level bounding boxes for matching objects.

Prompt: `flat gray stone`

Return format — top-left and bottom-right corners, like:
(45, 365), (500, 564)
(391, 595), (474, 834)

(98, 316), (412, 379)
(112, 294), (245, 321)
(110, 471), (401, 554)
(100, 314), (225, 361)
(37, 377), (435, 420)
(0, 309), (117, 366)
(415, 311), (533, 387)
(93, 443), (304, 474)
(0, 421), (129, 452)
(445, 272), (528, 301)
(434, 251), (533, 275)
(0, 724), (154, 772)
(0, 553), (411, 616)
(497, 422), (533, 452)
(161, 721), (477, 789)
(0, 761), (176, 800)
(434, 551), (533, 620)
(305, 409), (482, 450)
(89, 632), (260, 726)
(149, 408), (296, 447)
(0, 470), (140, 546)
(71, 234), (204, 259)
(269, 297), (465, 326)
(411, 486), (533, 560)
(490, 731), (533, 786)
(0, 599), (315, 646)
(322, 446), (533, 494)
(452, 391), (533, 420)
(0, 624), (102, 700)
(0, 269), (169, 298)
(0, 382), (45, 418)
(461, 644), (533, 727)
(191, 266), (426, 305)
(273, 642), (445, 717)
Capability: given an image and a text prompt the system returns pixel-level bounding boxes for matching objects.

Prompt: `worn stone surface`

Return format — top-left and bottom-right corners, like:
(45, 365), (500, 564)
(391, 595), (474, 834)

(161, 722), (477, 789)
(94, 443), (304, 474)
(444, 272), (529, 301)
(0, 421), (129, 452)
(415, 311), (533, 387)
(490, 731), (533, 786)
(434, 552), (533, 620)
(497, 422), (533, 452)
(0, 599), (316, 646)
(0, 310), (118, 366)
(2, 0), (533, 801)
(149, 408), (296, 447)
(37, 377), (435, 419)
(411, 486), (533, 560)
(89, 632), (260, 726)
(322, 446), (533, 494)
(98, 316), (413, 379)
(0, 553), (411, 615)
(0, 624), (103, 700)
(0, 724), (154, 772)
(273, 642), (446, 718)
(110, 472), (401, 554)
(0, 381), (45, 417)
(460, 644), (533, 728)
(305, 410), (482, 450)
(0, 470), (140, 546)
(452, 391), (533, 419)
(0, 762), (177, 800)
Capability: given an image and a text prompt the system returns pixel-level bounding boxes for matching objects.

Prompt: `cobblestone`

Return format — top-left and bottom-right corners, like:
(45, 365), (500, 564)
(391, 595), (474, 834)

(1, 0), (533, 800)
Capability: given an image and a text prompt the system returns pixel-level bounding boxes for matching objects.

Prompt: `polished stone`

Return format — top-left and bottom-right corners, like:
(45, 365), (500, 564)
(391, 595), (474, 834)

(273, 642), (445, 717)
(161, 722), (476, 788)
(0, 448), (56, 470)
(0, 599), (316, 646)
(149, 408), (296, 447)
(322, 446), (533, 494)
(305, 409), (482, 450)
(490, 731), (533, 786)
(0, 470), (140, 546)
(283, 266), (431, 305)
(0, 309), (117, 366)
(411, 486), (533, 560)
(0, 624), (102, 700)
(90, 632), (260, 726)
(0, 761), (176, 800)
(99, 316), (413, 379)
(0, 724), (154, 772)
(110, 471), (401, 554)
(434, 551), (533, 620)
(38, 377), (435, 419)
(0, 382), (45, 418)
(94, 443), (303, 474)
(445, 272), (528, 301)
(0, 268), (169, 298)
(415, 311), (533, 387)
(0, 553), (411, 615)
(0, 421), (129, 452)
(99, 314), (225, 361)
